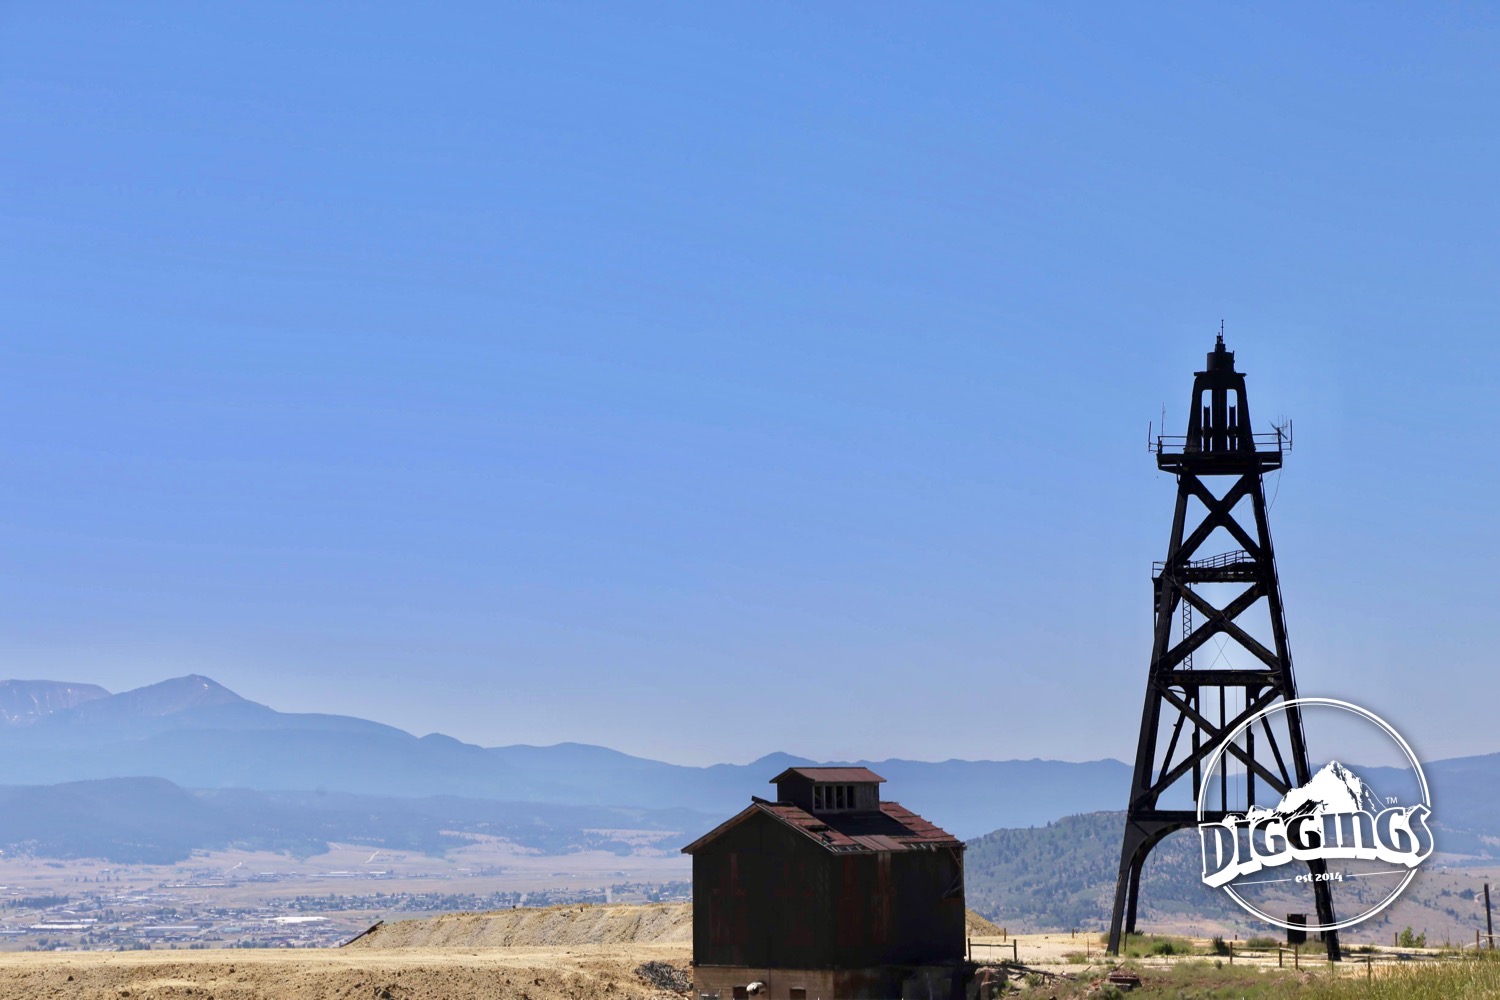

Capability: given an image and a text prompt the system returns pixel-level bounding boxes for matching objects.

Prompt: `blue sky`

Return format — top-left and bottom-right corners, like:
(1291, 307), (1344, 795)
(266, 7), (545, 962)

(2, 4), (1497, 765)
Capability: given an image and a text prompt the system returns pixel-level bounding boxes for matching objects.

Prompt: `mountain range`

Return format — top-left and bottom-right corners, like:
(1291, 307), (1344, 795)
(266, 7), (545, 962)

(0, 675), (1132, 839)
(0, 675), (1495, 862)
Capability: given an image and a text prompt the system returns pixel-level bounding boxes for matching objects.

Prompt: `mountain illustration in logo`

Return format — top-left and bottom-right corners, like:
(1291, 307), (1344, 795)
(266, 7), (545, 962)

(1197, 700), (1435, 929)
(1243, 760), (1383, 821)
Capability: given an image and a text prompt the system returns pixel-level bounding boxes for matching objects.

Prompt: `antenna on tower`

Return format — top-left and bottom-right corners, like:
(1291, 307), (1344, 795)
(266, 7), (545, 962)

(1273, 416), (1294, 452)
(1149, 403), (1168, 454)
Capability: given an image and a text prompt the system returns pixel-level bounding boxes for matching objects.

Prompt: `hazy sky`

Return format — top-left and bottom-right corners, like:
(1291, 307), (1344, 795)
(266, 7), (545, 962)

(3, 4), (1497, 766)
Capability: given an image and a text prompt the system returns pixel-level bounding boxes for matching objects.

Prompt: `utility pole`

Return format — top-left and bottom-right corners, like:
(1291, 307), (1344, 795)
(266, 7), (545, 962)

(1486, 883), (1494, 950)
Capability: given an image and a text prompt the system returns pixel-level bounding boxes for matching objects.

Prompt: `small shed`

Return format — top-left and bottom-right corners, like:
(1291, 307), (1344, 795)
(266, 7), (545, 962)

(683, 767), (965, 1000)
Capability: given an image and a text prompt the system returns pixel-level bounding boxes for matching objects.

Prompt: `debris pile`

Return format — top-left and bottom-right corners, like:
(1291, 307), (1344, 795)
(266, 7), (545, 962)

(634, 961), (691, 994)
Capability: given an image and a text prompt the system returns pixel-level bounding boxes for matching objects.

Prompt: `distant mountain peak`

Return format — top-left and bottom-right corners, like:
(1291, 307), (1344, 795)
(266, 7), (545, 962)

(0, 680), (111, 726)
(114, 675), (253, 716)
(166, 674), (232, 692)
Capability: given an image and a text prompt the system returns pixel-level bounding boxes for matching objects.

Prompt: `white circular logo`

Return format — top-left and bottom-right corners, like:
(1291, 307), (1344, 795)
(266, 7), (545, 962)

(1196, 697), (1433, 932)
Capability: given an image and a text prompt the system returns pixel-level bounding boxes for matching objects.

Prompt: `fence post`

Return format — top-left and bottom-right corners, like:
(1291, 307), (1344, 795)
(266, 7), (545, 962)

(1277, 947), (1283, 968)
(1012, 940), (1018, 963)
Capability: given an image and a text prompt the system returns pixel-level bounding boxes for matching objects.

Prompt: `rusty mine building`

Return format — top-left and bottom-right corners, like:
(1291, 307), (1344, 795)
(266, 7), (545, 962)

(683, 767), (966, 1000)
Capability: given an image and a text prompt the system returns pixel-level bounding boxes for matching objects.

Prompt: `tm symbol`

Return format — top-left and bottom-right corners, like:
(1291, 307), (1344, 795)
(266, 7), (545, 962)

(1385, 796), (1398, 804)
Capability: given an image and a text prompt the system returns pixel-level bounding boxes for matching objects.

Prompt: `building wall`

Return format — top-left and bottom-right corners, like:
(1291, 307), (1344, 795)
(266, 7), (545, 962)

(691, 812), (965, 972)
(693, 963), (951, 1000)
(693, 812), (833, 970)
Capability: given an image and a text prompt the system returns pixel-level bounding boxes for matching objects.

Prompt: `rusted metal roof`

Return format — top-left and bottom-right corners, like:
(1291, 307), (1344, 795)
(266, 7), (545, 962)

(759, 803), (863, 849)
(876, 802), (959, 844)
(682, 798), (960, 855)
(769, 766), (886, 784)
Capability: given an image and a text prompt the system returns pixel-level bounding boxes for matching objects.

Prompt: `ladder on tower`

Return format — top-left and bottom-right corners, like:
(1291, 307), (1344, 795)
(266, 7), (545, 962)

(1181, 596), (1192, 670)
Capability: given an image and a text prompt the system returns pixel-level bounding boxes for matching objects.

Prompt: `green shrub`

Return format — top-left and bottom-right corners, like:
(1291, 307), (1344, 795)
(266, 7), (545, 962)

(1398, 926), (1428, 948)
(1209, 935), (1230, 956)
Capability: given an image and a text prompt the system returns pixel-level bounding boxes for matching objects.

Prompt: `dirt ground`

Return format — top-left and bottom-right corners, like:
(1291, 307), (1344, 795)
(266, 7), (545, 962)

(963, 911), (1001, 936)
(0, 942), (692, 1000)
(349, 903), (1002, 952)
(0, 930), (1432, 1000)
(350, 903), (692, 949)
(0, 903), (1002, 999)
(1, 905), (1400, 999)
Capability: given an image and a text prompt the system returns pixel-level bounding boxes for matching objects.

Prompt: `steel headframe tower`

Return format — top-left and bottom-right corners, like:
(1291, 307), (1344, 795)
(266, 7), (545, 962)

(1106, 335), (1340, 960)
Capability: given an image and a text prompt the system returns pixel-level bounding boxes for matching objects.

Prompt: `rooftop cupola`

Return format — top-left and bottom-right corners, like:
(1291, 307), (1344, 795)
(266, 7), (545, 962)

(770, 767), (884, 814)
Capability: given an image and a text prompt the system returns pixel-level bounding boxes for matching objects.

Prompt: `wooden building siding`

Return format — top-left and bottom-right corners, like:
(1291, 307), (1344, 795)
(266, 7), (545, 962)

(692, 809), (964, 971)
